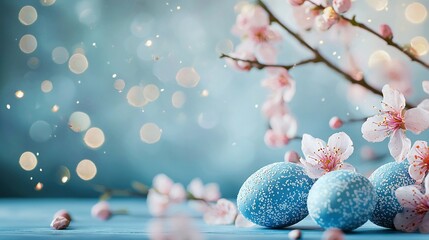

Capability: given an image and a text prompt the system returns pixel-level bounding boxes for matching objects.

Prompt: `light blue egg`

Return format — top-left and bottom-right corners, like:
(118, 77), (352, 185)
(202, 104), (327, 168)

(307, 170), (376, 231)
(237, 162), (315, 228)
(369, 161), (414, 229)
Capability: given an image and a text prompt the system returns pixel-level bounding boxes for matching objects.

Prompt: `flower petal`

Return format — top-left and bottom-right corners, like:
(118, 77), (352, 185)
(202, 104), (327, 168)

(419, 212), (429, 233)
(381, 84), (405, 113)
(395, 185), (424, 208)
(418, 99), (429, 112)
(283, 79), (296, 102)
(425, 175), (429, 195)
(204, 183), (221, 202)
(301, 134), (326, 161)
(235, 213), (255, 228)
(300, 159), (324, 179)
(187, 178), (205, 199)
(405, 107), (429, 134)
(422, 81), (429, 94)
(153, 174), (173, 195)
(394, 209), (425, 232)
(203, 199), (238, 225)
(388, 130), (411, 162)
(361, 114), (390, 142)
(147, 189), (170, 217)
(408, 164), (427, 184)
(169, 183), (186, 203)
(327, 132), (354, 161)
(337, 163), (355, 172)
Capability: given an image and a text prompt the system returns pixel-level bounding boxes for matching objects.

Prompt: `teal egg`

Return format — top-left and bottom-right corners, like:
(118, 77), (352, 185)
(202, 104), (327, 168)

(237, 162), (314, 228)
(369, 161), (415, 228)
(307, 170), (376, 231)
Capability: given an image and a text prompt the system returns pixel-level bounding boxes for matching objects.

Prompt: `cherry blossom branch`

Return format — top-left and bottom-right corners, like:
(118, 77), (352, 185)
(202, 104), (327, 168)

(342, 16), (429, 69)
(257, 0), (416, 109)
(220, 53), (320, 70)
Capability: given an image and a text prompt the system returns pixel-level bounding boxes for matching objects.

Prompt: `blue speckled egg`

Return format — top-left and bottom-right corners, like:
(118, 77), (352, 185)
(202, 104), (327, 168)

(369, 161), (414, 229)
(307, 170), (376, 231)
(237, 162), (315, 228)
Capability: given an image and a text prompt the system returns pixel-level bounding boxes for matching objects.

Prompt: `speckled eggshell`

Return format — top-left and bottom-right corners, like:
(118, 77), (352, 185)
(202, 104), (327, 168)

(369, 161), (414, 229)
(237, 162), (315, 228)
(307, 170), (376, 231)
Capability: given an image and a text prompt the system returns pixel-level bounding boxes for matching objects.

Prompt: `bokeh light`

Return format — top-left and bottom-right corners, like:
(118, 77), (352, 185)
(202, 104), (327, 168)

(35, 182), (43, 191)
(15, 90), (24, 98)
(76, 159), (97, 181)
(83, 127), (105, 149)
(52, 47), (69, 64)
(68, 111), (91, 132)
(140, 123), (162, 144)
(198, 112), (219, 129)
(19, 151), (38, 171)
(27, 57), (40, 69)
(411, 36), (429, 56)
(368, 50), (391, 68)
(172, 91), (186, 108)
(68, 53), (89, 74)
(176, 67), (200, 88)
(365, 0), (388, 11)
(405, 2), (427, 24)
(114, 79), (125, 92)
(127, 85), (147, 107)
(40, 0), (56, 6)
(41, 80), (53, 93)
(19, 34), (37, 54)
(18, 6), (38, 26)
(58, 166), (71, 184)
(51, 104), (60, 112)
(215, 39), (233, 54)
(143, 84), (160, 102)
(29, 120), (52, 142)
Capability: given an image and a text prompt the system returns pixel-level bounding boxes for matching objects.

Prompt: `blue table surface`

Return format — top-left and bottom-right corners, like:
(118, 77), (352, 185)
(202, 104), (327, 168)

(0, 198), (427, 239)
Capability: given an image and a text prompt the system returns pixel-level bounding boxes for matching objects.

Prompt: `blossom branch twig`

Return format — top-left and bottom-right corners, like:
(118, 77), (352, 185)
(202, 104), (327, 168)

(257, 0), (416, 109)
(220, 53), (320, 70)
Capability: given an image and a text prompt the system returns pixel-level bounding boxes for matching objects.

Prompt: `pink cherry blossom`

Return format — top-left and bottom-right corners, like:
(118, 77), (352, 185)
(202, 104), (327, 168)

(284, 150), (300, 164)
(322, 228), (344, 240)
(234, 213), (255, 228)
(203, 199), (238, 225)
(187, 178), (221, 202)
(261, 93), (288, 118)
(332, 0), (352, 14)
(394, 175), (429, 233)
(265, 114), (297, 147)
(261, 68), (296, 102)
(91, 201), (112, 220)
(361, 84), (429, 162)
(264, 129), (290, 147)
(53, 209), (71, 221)
(225, 43), (256, 71)
(379, 24), (393, 40)
(288, 229), (302, 240)
(231, 5), (269, 37)
(300, 132), (355, 179)
(408, 141), (429, 183)
(50, 216), (70, 230)
(314, 15), (331, 31)
(288, 0), (305, 6)
(322, 7), (339, 27)
(245, 26), (281, 63)
(147, 189), (170, 217)
(329, 116), (343, 129)
(147, 174), (187, 217)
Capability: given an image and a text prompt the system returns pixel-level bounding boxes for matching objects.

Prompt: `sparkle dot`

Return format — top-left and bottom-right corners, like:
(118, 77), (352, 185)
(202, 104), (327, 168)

(19, 6), (38, 26)
(76, 159), (97, 181)
(61, 176), (69, 183)
(112, 73), (117, 78)
(51, 104), (59, 112)
(177, 6), (181, 10)
(140, 123), (162, 144)
(321, 98), (325, 102)
(6, 104), (10, 109)
(201, 89), (209, 97)
(19, 151), (38, 171)
(15, 90), (24, 98)
(39, 168), (43, 172)
(145, 40), (153, 47)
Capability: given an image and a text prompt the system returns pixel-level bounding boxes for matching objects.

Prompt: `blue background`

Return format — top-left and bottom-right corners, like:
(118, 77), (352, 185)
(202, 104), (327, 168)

(1, 0), (429, 198)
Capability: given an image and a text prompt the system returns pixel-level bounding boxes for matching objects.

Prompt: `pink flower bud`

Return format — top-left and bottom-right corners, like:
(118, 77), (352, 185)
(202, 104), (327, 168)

(329, 117), (343, 129)
(50, 216), (70, 230)
(53, 209), (72, 221)
(322, 228), (344, 240)
(379, 24), (393, 40)
(288, 0), (305, 6)
(288, 229), (302, 240)
(332, 0), (352, 14)
(264, 129), (289, 147)
(284, 151), (300, 163)
(91, 201), (112, 220)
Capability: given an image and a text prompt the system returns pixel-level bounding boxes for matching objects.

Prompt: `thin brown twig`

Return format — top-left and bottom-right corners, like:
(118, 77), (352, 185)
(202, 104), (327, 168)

(257, 0), (416, 109)
(220, 53), (320, 70)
